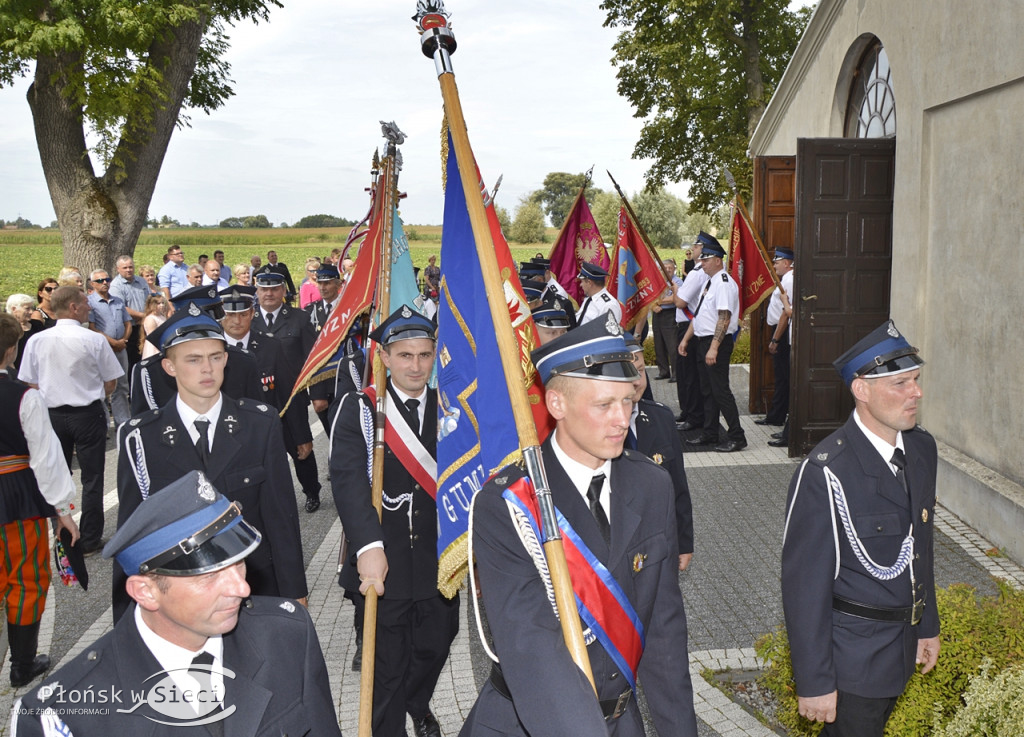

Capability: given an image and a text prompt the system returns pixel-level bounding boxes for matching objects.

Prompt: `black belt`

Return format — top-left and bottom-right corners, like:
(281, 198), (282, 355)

(832, 594), (923, 625)
(489, 664), (632, 721)
(50, 400), (103, 413)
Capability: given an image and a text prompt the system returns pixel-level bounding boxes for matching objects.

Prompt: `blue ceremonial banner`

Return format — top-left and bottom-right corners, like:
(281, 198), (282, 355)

(389, 209), (434, 319)
(434, 131), (550, 596)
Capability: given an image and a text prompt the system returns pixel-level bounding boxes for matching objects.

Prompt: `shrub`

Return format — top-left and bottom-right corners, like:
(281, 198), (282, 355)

(731, 329), (751, 363)
(755, 581), (1024, 737)
(643, 335), (656, 366)
(933, 660), (1024, 737)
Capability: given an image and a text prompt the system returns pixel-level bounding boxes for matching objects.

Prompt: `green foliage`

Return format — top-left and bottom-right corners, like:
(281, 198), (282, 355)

(755, 581), (1024, 737)
(534, 172), (603, 229)
(602, 0), (810, 213)
(731, 329), (751, 364)
(494, 205), (512, 237)
(933, 661), (1024, 737)
(0, 0), (281, 166)
(632, 187), (687, 250)
(219, 215), (272, 228)
(510, 196), (547, 245)
(642, 336), (656, 367)
(292, 214), (356, 229)
(589, 191), (620, 246)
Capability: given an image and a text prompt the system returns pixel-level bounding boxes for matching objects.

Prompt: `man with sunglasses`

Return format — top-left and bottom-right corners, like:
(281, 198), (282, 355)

(88, 269), (133, 427)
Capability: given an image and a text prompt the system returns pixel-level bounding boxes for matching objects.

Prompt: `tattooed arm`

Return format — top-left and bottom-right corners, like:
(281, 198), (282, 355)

(705, 310), (731, 365)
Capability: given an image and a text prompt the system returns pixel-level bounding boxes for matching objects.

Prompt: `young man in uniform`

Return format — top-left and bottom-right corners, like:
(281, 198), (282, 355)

(330, 306), (458, 737)
(460, 315), (697, 737)
(576, 262), (622, 326)
(782, 321), (939, 736)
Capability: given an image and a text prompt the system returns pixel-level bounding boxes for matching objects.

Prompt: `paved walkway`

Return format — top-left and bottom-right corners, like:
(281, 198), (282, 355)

(2, 366), (1022, 736)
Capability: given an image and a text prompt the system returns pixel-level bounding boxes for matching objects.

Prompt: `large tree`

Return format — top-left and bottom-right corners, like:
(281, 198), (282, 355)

(0, 0), (280, 273)
(533, 172), (603, 229)
(602, 0), (810, 213)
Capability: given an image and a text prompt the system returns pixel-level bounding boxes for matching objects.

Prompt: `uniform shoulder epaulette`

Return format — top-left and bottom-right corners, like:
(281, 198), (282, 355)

(236, 398), (272, 414)
(240, 595), (307, 621)
(124, 408), (163, 430)
(806, 432), (850, 466)
(486, 463), (527, 490)
(20, 640), (109, 710)
(720, 272), (729, 281)
(599, 293), (611, 302)
(913, 424), (930, 435)
(620, 448), (659, 467)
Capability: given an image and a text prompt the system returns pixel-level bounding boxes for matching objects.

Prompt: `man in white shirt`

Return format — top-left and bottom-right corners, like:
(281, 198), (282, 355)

(674, 235), (711, 429)
(14, 471), (341, 736)
(762, 247), (795, 446)
(18, 286), (122, 554)
(575, 261), (622, 326)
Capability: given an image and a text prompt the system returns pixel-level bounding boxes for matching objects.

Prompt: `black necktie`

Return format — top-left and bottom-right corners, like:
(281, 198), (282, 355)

(190, 651), (224, 737)
(265, 311), (274, 330)
(586, 473), (611, 546)
(579, 297), (593, 319)
(405, 398), (421, 436)
(236, 341), (243, 349)
(194, 418), (211, 468)
(891, 448), (909, 495)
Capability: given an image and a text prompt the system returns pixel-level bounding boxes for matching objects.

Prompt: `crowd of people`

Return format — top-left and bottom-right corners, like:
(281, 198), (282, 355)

(0, 235), (940, 737)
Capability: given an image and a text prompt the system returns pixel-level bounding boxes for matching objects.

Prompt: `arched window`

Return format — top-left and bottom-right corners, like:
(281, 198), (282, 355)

(845, 41), (896, 138)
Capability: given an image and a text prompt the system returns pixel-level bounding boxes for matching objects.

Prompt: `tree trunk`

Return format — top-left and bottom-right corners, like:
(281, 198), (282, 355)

(26, 17), (207, 276)
(743, 0), (766, 139)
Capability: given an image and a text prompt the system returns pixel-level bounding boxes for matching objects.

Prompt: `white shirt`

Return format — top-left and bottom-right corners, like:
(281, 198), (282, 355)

(1, 371), (76, 512)
(176, 394), (224, 451)
(17, 319), (124, 407)
(691, 269), (740, 337)
(551, 429), (613, 521)
(202, 275), (230, 290)
(134, 606), (225, 710)
(260, 307), (283, 326)
(853, 408), (906, 477)
(767, 269), (794, 326)
(675, 265), (709, 322)
(576, 287), (622, 326)
(545, 277), (570, 301)
(228, 332), (251, 351)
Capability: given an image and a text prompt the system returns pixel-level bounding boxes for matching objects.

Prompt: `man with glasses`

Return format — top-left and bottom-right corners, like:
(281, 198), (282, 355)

(87, 269), (132, 427)
(157, 245), (189, 298)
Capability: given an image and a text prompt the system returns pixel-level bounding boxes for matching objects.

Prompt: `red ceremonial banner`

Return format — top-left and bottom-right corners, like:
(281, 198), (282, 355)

(547, 189), (609, 304)
(607, 206), (669, 329)
(728, 206), (777, 319)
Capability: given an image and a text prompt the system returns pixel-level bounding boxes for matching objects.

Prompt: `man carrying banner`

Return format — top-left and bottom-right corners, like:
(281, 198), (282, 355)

(460, 316), (698, 737)
(329, 306), (458, 737)
(576, 262), (622, 327)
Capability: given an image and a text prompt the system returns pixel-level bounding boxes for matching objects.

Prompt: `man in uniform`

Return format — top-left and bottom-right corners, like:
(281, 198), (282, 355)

(673, 235), (710, 429)
(624, 333), (694, 570)
(129, 286), (260, 413)
(758, 247), (794, 436)
(14, 471), (340, 736)
(460, 316), (697, 737)
(576, 262), (622, 327)
(330, 307), (458, 737)
(679, 237), (747, 452)
(534, 257), (578, 330)
(0, 314), (80, 688)
(307, 263), (344, 434)
(252, 271), (321, 512)
(114, 305), (307, 621)
(530, 305), (570, 345)
(781, 321), (939, 736)
(650, 258), (682, 380)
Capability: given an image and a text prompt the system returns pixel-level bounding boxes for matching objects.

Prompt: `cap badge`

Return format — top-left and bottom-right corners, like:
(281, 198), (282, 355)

(632, 553), (648, 573)
(207, 287), (216, 298)
(652, 453), (664, 465)
(605, 311), (622, 336)
(197, 473), (216, 502)
(188, 302), (201, 317)
(887, 323), (899, 338)
(401, 305), (413, 318)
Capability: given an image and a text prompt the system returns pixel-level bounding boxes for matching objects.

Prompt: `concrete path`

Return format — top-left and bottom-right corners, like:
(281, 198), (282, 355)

(2, 367), (1021, 736)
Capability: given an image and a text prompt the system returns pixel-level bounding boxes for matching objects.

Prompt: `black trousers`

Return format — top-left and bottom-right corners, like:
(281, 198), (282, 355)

(766, 328), (790, 424)
(695, 335), (745, 442)
(372, 593), (460, 736)
(48, 401), (107, 546)
(652, 309), (678, 377)
(281, 416), (321, 499)
(675, 322), (703, 423)
(820, 691), (899, 737)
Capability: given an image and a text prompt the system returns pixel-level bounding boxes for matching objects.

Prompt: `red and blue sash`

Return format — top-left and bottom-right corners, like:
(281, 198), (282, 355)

(502, 476), (645, 690)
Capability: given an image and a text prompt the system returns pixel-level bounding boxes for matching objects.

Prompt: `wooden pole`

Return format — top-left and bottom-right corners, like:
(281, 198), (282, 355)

(418, 11), (596, 693)
(358, 139), (399, 737)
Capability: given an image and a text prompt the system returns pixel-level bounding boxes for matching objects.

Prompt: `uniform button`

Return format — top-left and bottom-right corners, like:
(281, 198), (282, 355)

(876, 525), (884, 532)
(414, 484), (421, 491)
(243, 477), (250, 484)
(914, 554), (920, 560)
(415, 510), (421, 517)
(87, 650), (98, 661)
(413, 534), (419, 541)
(610, 672), (619, 680)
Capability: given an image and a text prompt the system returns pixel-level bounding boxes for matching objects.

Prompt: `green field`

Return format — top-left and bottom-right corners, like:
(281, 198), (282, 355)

(0, 226), (558, 299)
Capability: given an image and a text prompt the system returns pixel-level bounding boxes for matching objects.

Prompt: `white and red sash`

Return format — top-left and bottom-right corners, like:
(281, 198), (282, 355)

(362, 385), (437, 497)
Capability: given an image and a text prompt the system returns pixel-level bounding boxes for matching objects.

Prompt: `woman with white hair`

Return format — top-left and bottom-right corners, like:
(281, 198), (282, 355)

(5, 294), (44, 372)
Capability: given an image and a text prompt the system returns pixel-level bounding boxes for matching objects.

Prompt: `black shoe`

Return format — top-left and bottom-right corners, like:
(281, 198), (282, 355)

(668, 376), (677, 382)
(411, 712), (441, 737)
(351, 628), (363, 672)
(305, 496), (321, 513)
(10, 654), (50, 688)
(715, 439), (747, 453)
(754, 418), (784, 426)
(686, 434), (717, 446)
(80, 538), (108, 557)
(675, 412), (686, 422)
(770, 431), (783, 439)
(655, 373), (671, 380)
(768, 438), (788, 447)
(676, 420), (702, 431)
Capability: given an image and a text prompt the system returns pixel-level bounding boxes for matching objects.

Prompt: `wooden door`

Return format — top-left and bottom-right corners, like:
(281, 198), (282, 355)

(749, 156), (796, 413)
(790, 137), (895, 455)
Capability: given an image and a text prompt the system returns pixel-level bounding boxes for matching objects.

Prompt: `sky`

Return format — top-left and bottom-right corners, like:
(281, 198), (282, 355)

(0, 1), (690, 228)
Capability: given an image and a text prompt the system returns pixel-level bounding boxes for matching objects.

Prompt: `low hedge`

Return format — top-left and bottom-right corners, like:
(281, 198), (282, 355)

(755, 580), (1024, 736)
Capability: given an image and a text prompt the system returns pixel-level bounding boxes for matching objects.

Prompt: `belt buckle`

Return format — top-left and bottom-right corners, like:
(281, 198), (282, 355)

(606, 689), (632, 721)
(911, 599), (923, 626)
